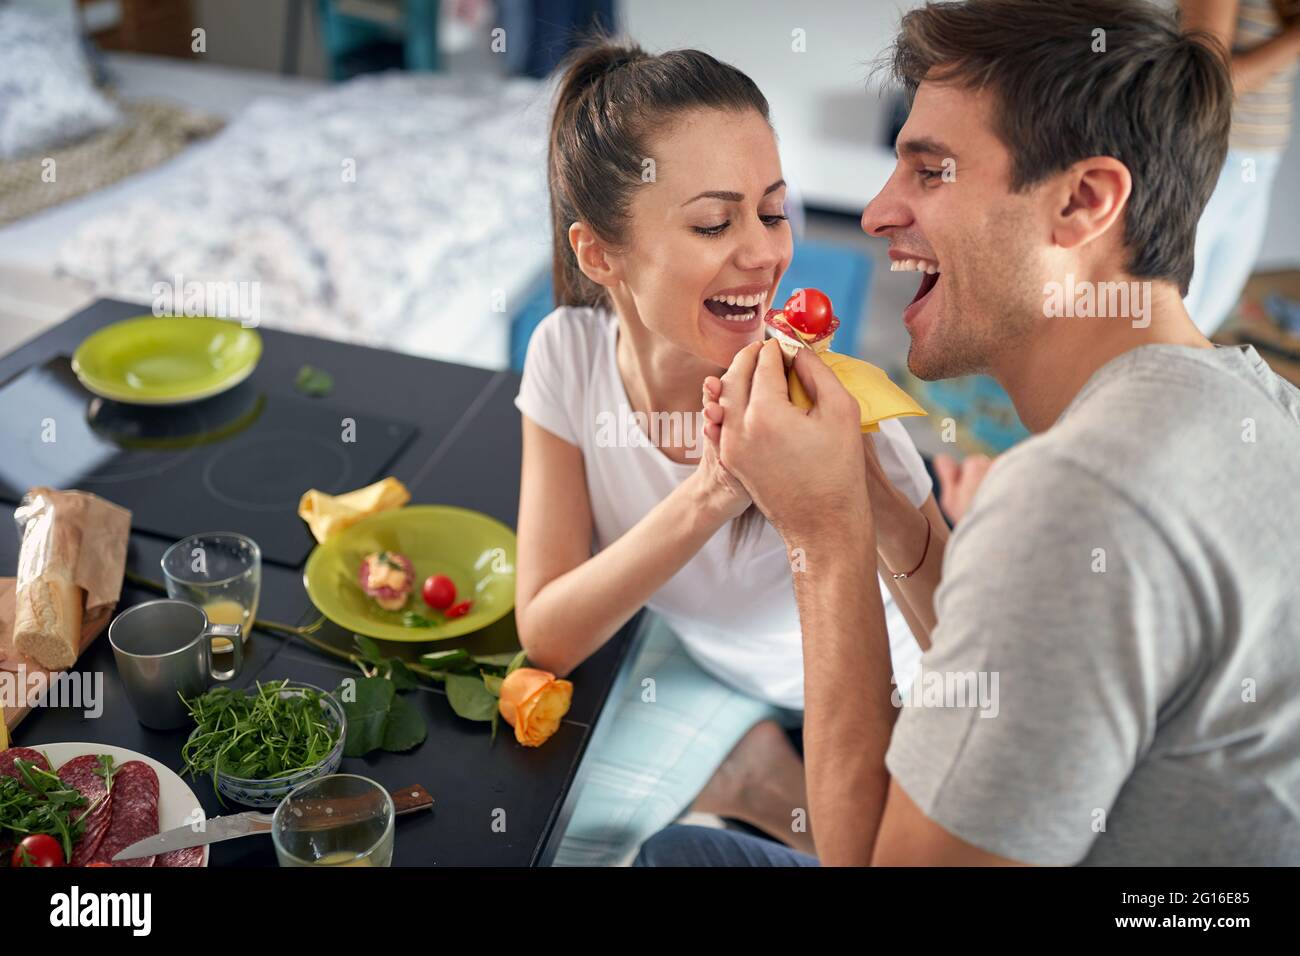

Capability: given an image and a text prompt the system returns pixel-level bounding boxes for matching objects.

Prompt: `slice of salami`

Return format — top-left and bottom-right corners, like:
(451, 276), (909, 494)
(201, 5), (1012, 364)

(156, 845), (205, 867)
(90, 760), (160, 868)
(57, 755), (113, 866)
(0, 747), (52, 780)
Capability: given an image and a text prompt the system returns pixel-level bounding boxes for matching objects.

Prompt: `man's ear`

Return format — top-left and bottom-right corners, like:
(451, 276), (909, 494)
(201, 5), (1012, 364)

(1050, 157), (1132, 252)
(568, 221), (621, 292)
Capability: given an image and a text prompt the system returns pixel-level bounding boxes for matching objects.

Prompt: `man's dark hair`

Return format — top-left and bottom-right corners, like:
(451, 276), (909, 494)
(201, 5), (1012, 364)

(885, 0), (1232, 294)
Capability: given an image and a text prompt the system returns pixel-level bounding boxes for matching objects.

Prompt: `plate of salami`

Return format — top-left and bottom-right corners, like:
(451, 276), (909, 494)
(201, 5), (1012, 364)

(2, 743), (207, 867)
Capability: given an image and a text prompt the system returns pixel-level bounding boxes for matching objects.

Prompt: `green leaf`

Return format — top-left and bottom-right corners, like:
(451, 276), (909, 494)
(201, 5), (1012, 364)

(295, 365), (334, 397)
(481, 673), (503, 697)
(338, 677), (395, 757)
(505, 649), (528, 677)
(420, 648), (474, 671)
(381, 692), (427, 752)
(471, 651), (519, 669)
(400, 611), (439, 628)
(353, 635), (384, 664)
(445, 673), (499, 722)
(386, 658), (420, 691)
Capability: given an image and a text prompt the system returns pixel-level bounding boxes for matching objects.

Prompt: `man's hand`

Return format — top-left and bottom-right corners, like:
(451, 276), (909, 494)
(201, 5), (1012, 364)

(702, 340), (870, 538)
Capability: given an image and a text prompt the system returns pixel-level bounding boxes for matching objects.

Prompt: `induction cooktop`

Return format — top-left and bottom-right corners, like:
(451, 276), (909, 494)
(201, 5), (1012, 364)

(0, 356), (417, 566)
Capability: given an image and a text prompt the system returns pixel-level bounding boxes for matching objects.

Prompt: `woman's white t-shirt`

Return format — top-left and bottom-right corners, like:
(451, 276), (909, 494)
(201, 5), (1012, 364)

(515, 307), (932, 710)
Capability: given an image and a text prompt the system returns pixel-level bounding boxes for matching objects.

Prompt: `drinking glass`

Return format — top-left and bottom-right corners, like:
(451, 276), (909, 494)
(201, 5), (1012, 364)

(272, 774), (395, 867)
(162, 532), (261, 659)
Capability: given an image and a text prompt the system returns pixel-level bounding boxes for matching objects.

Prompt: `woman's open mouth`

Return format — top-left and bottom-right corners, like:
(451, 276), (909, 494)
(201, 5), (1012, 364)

(702, 289), (768, 331)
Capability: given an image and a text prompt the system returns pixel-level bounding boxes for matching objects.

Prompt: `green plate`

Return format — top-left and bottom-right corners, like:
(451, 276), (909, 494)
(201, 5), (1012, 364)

(72, 315), (262, 405)
(303, 505), (517, 642)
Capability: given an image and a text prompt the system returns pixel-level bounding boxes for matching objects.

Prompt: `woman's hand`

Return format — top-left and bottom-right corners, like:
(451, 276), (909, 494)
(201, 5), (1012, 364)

(933, 452), (994, 524)
(692, 382), (752, 523)
(703, 341), (869, 539)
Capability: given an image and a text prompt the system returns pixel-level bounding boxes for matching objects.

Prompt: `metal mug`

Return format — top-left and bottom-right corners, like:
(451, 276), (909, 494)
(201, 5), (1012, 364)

(107, 599), (243, 729)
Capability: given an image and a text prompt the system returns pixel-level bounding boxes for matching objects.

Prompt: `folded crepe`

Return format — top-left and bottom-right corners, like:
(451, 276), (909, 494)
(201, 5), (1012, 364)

(766, 307), (926, 433)
(298, 477), (410, 543)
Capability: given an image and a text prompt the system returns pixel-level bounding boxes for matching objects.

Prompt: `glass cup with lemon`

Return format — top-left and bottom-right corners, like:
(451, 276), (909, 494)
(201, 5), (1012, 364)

(162, 532), (261, 672)
(272, 774), (395, 867)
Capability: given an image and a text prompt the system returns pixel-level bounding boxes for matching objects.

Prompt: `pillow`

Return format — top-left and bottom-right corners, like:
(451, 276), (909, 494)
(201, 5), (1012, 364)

(0, 3), (121, 160)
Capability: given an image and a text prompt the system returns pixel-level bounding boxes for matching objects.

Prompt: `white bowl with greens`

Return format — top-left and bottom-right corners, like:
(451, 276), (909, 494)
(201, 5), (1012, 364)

(180, 680), (346, 808)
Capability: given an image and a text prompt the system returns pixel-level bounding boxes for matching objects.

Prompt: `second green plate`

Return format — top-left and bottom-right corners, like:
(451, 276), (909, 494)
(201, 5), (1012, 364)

(72, 315), (262, 405)
(303, 505), (517, 642)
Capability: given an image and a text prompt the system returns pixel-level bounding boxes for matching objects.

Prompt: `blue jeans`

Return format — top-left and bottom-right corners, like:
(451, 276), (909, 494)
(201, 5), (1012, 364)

(634, 825), (819, 867)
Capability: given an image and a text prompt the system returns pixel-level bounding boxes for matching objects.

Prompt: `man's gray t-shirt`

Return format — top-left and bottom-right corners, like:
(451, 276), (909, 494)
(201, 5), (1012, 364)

(886, 344), (1300, 865)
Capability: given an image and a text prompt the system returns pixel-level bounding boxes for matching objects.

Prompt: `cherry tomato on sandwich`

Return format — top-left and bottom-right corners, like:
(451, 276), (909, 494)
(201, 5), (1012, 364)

(783, 288), (833, 337)
(422, 574), (457, 611)
(12, 834), (64, 867)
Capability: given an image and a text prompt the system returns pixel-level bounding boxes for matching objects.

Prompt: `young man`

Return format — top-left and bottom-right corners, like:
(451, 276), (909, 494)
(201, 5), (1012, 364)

(638, 0), (1300, 866)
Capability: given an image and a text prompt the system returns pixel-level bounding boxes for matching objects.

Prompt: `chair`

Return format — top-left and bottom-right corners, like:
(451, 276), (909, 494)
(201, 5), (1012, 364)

(315, 0), (440, 81)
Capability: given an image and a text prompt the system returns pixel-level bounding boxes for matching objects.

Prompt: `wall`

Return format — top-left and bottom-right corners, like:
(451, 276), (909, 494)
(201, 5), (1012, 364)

(621, 0), (1299, 268)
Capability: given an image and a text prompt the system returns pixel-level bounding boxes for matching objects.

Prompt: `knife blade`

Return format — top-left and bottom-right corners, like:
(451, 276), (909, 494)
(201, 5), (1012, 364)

(112, 783), (434, 862)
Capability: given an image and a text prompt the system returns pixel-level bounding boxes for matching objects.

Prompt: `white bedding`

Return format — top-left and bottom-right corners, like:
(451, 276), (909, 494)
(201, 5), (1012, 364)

(0, 56), (552, 370)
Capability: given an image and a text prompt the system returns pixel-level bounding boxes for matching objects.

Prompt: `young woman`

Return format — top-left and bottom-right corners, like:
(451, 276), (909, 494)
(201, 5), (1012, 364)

(1180, 0), (1300, 334)
(514, 38), (948, 865)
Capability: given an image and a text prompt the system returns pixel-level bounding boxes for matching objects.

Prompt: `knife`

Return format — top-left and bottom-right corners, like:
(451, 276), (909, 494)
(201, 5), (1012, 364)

(112, 783), (434, 862)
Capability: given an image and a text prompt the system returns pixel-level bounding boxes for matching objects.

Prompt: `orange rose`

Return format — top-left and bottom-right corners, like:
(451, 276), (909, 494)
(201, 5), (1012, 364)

(498, 667), (573, 747)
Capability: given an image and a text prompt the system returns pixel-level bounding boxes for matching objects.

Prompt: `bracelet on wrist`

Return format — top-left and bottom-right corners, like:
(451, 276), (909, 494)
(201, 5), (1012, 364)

(888, 515), (931, 580)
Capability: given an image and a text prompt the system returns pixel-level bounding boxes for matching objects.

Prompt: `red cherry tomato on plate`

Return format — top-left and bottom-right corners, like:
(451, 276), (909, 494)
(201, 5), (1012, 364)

(12, 834), (65, 867)
(422, 574), (456, 610)
(445, 600), (473, 619)
(783, 288), (833, 337)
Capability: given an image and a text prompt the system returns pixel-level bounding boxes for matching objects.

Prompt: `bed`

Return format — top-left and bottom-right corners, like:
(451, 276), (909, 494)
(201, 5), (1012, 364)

(0, 51), (553, 370)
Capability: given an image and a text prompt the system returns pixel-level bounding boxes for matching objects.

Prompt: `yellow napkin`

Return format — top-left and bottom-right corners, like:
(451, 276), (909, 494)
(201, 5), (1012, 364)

(788, 351), (927, 433)
(298, 477), (410, 543)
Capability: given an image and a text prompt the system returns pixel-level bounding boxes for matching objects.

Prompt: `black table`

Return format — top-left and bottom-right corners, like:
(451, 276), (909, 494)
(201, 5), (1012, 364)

(1, 299), (641, 866)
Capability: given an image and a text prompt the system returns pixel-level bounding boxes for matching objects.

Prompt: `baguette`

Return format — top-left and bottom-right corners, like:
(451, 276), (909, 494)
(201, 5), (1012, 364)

(13, 496), (84, 670)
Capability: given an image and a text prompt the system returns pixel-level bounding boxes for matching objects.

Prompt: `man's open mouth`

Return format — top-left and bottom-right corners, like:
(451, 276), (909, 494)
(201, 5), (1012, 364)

(892, 258), (941, 309)
(704, 290), (768, 323)
(912, 270), (940, 305)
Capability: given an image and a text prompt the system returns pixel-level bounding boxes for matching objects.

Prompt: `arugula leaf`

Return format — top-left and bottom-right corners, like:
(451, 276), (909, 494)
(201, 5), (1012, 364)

(295, 365), (334, 397)
(400, 610), (441, 629)
(94, 755), (118, 793)
(0, 760), (90, 865)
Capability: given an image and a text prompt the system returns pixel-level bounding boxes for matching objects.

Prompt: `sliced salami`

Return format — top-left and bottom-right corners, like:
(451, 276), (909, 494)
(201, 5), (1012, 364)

(56, 754), (114, 866)
(156, 845), (205, 867)
(90, 760), (160, 868)
(0, 747), (51, 780)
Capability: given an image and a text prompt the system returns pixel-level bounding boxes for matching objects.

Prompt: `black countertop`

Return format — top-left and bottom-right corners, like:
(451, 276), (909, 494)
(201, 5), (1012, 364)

(1, 299), (641, 866)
